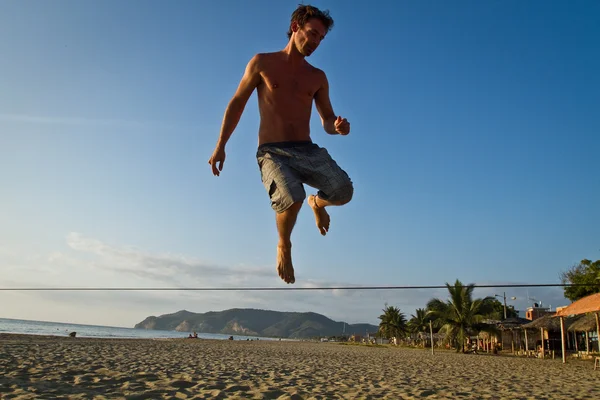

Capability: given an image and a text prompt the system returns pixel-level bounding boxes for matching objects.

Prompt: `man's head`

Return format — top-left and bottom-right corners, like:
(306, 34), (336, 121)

(287, 4), (334, 57)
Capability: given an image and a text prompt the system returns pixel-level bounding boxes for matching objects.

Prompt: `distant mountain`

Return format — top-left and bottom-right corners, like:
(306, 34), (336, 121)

(134, 308), (378, 339)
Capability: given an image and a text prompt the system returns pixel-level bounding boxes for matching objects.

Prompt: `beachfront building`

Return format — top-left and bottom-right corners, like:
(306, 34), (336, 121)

(554, 293), (600, 364)
(511, 294), (600, 363)
(568, 313), (599, 355)
(497, 317), (530, 353)
(524, 303), (553, 321)
(494, 300), (563, 355)
(521, 314), (573, 358)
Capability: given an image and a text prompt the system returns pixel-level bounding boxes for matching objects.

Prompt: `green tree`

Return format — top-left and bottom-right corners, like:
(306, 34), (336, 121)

(426, 279), (495, 352)
(487, 299), (518, 320)
(408, 308), (431, 346)
(560, 259), (600, 301)
(378, 304), (408, 340)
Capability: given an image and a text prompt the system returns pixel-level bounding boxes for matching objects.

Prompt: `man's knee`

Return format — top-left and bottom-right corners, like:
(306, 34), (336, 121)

(327, 181), (354, 205)
(337, 183), (354, 205)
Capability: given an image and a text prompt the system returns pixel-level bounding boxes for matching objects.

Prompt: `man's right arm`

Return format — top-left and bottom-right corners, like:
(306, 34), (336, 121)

(215, 54), (262, 149)
(208, 54), (262, 176)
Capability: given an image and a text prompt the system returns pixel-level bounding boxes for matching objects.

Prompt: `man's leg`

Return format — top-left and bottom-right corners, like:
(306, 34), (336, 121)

(302, 147), (354, 236)
(307, 194), (349, 236)
(256, 145), (308, 284)
(275, 201), (303, 284)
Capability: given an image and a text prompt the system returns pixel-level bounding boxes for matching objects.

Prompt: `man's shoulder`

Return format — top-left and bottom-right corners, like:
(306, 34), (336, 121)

(306, 63), (327, 84)
(252, 51), (281, 62)
(312, 65), (327, 77)
(247, 52), (280, 71)
(303, 60), (326, 75)
(256, 51), (281, 57)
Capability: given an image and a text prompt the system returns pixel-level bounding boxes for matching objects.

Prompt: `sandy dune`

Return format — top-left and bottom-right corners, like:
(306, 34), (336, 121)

(0, 333), (597, 399)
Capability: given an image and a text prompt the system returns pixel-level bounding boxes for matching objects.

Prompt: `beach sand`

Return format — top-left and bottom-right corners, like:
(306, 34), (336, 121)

(0, 333), (597, 399)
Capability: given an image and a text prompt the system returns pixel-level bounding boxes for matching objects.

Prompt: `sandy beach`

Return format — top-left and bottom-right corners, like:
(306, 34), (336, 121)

(0, 333), (597, 399)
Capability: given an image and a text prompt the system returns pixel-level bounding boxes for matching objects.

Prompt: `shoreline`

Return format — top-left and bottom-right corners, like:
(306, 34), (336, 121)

(0, 329), (291, 342)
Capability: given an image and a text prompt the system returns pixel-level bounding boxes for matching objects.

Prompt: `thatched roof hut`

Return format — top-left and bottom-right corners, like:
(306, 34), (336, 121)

(497, 317), (530, 330)
(553, 293), (600, 364)
(555, 293), (600, 317)
(567, 313), (598, 332)
(522, 314), (581, 331)
(522, 314), (559, 331)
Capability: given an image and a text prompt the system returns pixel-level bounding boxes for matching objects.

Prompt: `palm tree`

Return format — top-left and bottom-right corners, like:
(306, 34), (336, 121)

(408, 308), (431, 347)
(378, 304), (408, 342)
(426, 279), (495, 352)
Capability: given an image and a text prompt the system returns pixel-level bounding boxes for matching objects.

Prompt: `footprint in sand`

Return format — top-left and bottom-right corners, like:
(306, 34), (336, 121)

(261, 389), (287, 398)
(170, 380), (197, 390)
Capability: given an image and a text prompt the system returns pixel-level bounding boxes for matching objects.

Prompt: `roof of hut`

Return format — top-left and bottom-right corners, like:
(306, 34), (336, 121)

(567, 313), (598, 332)
(522, 314), (582, 331)
(522, 314), (561, 330)
(555, 293), (600, 317)
(497, 317), (530, 330)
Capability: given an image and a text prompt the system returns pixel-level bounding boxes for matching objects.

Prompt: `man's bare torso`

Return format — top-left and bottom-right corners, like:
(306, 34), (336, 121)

(255, 52), (325, 146)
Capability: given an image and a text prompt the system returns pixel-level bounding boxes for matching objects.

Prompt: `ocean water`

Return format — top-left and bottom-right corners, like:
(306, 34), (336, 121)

(0, 318), (281, 341)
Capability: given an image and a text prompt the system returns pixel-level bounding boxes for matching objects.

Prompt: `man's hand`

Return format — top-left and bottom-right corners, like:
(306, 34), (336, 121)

(208, 146), (226, 176)
(335, 116), (350, 135)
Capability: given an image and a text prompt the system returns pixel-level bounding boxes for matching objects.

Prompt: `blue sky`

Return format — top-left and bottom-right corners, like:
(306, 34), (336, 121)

(1, 0), (598, 328)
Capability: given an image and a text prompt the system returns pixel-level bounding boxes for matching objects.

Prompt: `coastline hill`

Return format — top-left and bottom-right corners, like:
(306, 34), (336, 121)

(134, 308), (377, 339)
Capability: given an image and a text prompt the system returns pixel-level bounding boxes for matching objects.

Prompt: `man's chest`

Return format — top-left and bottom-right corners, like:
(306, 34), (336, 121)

(260, 68), (321, 99)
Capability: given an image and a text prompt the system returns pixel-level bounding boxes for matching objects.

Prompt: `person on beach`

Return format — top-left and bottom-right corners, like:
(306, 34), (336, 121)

(208, 5), (353, 284)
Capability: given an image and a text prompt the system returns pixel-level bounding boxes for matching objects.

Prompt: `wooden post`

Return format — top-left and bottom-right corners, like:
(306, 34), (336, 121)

(540, 328), (545, 359)
(560, 316), (566, 364)
(511, 330), (515, 354)
(586, 329), (591, 352)
(596, 313), (600, 352)
(429, 320), (434, 355)
(524, 329), (529, 357)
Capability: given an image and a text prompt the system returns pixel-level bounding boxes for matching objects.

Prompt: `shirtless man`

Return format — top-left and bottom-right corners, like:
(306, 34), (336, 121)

(208, 5), (353, 284)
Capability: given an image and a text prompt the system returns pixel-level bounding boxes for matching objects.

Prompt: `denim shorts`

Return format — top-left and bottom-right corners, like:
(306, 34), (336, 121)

(256, 141), (353, 213)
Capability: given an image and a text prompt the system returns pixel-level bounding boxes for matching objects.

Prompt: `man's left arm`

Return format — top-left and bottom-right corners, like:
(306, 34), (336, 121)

(314, 71), (350, 135)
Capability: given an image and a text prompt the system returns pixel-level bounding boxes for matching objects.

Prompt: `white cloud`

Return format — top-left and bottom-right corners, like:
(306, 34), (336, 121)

(65, 232), (274, 287)
(0, 232), (571, 328)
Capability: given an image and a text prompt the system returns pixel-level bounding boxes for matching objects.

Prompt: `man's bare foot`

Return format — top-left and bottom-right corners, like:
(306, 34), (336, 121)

(277, 242), (295, 284)
(308, 194), (330, 236)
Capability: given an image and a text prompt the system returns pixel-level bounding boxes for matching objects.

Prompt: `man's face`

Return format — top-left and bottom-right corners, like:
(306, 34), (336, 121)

(293, 18), (326, 57)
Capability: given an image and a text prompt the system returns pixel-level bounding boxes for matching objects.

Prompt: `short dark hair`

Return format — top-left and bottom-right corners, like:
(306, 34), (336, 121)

(287, 4), (334, 39)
